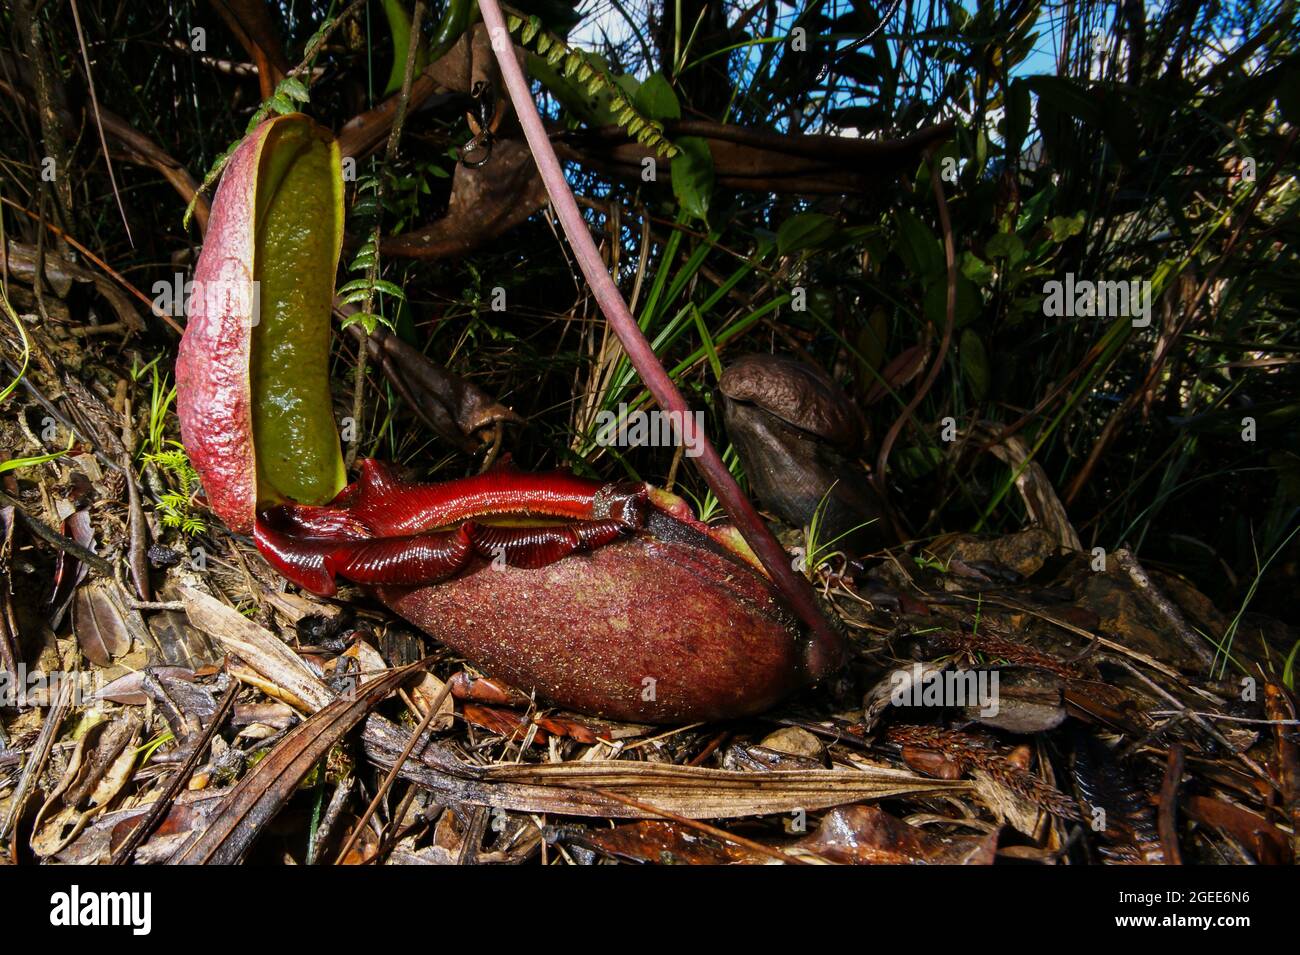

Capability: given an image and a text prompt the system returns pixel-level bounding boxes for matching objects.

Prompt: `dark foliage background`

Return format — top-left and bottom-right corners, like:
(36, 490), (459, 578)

(2, 0), (1297, 644)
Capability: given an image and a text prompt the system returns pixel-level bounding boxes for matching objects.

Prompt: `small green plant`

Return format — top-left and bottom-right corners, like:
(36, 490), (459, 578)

(1215, 522), (1300, 679)
(136, 730), (175, 763)
(0, 437), (74, 476)
(145, 448), (206, 536)
(338, 170), (404, 335)
(801, 482), (877, 580)
(0, 284), (30, 405)
(138, 361), (178, 460)
(1283, 639), (1299, 692)
(681, 443), (744, 523)
(913, 551), (953, 573)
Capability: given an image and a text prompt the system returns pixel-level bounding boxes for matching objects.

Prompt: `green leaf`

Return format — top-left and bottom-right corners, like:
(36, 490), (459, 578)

(381, 0), (430, 96)
(372, 279), (406, 300)
(338, 289), (373, 306)
(1046, 213), (1085, 243)
(1026, 75), (1101, 126)
(985, 231), (1025, 260)
(337, 278), (372, 295)
(671, 137), (714, 223)
(0, 436), (73, 475)
(777, 212), (837, 255)
(351, 196), (380, 218)
(279, 76), (310, 103)
(689, 304), (723, 380)
(806, 287), (836, 323)
(924, 274), (981, 328)
(634, 73), (681, 122)
(856, 306), (889, 373)
(960, 251), (994, 286)
(894, 210), (942, 279)
(1017, 184), (1055, 234)
(896, 445), (943, 480)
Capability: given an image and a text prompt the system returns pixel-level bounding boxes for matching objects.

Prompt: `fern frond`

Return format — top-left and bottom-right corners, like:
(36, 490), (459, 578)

(505, 8), (679, 159)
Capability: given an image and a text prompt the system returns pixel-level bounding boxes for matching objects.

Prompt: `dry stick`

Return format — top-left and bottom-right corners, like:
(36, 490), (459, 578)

(0, 665), (73, 849)
(0, 196), (181, 333)
(69, 0), (132, 246)
(13, 0), (72, 230)
(120, 396), (150, 601)
(969, 593), (1201, 688)
(333, 676), (454, 864)
(1263, 682), (1300, 864)
(874, 159), (958, 543)
(111, 680), (239, 864)
(1157, 742), (1184, 865)
(1148, 710), (1300, 726)
(371, 778), (421, 864)
(1112, 548), (1216, 670)
(0, 490), (114, 577)
(1114, 658), (1278, 795)
(309, 777), (356, 865)
(476, 0), (842, 674)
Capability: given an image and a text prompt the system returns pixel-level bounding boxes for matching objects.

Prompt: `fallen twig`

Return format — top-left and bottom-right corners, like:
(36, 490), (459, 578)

(111, 679), (238, 864)
(1113, 548), (1217, 669)
(0, 490), (115, 577)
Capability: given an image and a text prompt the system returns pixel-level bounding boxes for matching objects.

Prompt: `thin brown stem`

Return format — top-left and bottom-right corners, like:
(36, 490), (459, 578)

(477, 0), (843, 678)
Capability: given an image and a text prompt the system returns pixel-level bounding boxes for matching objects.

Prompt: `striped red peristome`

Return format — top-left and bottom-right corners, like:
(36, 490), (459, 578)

(252, 458), (648, 596)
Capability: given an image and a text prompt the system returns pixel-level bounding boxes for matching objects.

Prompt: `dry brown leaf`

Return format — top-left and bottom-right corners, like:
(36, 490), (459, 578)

(796, 805), (999, 864)
(31, 713), (141, 857)
(166, 659), (431, 864)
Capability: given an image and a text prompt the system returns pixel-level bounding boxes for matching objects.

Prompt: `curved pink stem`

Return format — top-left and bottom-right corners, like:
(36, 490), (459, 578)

(477, 0), (844, 677)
